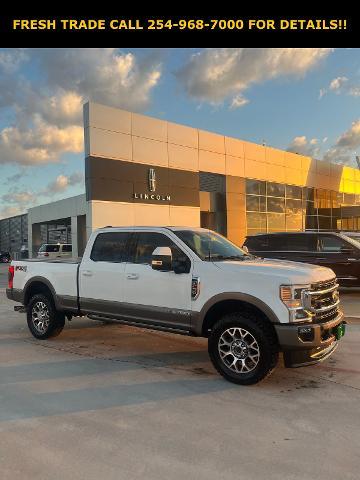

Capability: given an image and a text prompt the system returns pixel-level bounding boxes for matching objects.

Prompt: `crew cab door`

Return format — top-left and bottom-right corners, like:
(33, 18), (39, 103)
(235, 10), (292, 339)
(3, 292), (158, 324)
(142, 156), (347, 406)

(122, 231), (193, 330)
(79, 231), (130, 315)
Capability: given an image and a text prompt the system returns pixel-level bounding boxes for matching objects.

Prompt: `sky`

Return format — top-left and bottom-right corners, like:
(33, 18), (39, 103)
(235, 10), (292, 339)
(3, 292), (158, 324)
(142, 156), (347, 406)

(0, 47), (359, 219)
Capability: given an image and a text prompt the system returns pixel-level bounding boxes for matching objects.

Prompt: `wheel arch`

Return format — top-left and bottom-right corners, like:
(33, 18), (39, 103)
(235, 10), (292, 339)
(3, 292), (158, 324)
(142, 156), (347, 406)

(24, 277), (58, 308)
(196, 293), (280, 337)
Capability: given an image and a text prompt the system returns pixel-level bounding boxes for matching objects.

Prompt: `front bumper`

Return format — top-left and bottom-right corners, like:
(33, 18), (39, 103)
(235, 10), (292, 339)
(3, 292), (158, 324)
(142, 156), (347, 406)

(274, 311), (345, 368)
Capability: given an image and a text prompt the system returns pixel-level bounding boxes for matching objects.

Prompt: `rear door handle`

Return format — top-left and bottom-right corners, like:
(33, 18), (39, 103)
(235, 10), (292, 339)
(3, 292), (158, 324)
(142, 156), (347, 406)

(126, 273), (139, 280)
(82, 270), (93, 276)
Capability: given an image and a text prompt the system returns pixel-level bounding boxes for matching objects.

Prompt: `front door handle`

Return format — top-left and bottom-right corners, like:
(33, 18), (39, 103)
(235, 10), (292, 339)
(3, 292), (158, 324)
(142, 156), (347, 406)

(82, 270), (93, 276)
(126, 273), (139, 280)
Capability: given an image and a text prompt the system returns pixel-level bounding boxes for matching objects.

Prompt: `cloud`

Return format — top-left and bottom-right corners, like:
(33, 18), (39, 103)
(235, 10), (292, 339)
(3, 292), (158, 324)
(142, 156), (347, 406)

(0, 206), (24, 219)
(43, 172), (84, 195)
(287, 120), (360, 166)
(0, 171), (84, 219)
(176, 48), (332, 107)
(0, 48), (162, 166)
(287, 136), (321, 157)
(323, 120), (360, 164)
(0, 117), (83, 165)
(320, 76), (360, 98)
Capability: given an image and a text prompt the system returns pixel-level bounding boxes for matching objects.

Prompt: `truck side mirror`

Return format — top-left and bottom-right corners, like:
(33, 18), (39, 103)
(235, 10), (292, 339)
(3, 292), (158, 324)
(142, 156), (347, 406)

(151, 247), (173, 272)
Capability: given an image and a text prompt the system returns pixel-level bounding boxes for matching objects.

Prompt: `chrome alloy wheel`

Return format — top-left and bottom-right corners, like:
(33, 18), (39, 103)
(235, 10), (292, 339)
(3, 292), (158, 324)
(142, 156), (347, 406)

(32, 301), (50, 334)
(218, 327), (260, 373)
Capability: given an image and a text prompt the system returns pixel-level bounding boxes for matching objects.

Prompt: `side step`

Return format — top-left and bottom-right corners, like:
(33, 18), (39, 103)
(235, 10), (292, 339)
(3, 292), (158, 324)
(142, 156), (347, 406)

(87, 314), (194, 336)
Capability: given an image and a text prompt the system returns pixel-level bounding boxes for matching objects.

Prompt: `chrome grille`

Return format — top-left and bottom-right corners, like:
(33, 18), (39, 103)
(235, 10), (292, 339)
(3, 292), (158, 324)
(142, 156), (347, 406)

(304, 278), (340, 322)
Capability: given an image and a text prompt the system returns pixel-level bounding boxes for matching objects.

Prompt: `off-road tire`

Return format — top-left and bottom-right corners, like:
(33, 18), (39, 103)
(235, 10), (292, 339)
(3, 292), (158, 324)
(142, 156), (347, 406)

(27, 293), (65, 339)
(208, 312), (279, 385)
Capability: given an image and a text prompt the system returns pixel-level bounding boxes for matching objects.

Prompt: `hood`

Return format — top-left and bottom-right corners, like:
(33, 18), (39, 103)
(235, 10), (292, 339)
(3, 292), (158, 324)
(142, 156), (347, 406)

(213, 257), (335, 285)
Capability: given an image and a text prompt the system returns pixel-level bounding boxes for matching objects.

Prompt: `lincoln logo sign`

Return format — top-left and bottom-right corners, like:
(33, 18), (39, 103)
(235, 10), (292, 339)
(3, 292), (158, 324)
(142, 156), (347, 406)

(148, 168), (156, 192)
(133, 168), (171, 201)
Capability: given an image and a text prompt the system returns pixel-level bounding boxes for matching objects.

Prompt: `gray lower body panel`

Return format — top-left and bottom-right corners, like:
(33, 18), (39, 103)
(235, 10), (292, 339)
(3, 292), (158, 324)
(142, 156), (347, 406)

(80, 298), (192, 331)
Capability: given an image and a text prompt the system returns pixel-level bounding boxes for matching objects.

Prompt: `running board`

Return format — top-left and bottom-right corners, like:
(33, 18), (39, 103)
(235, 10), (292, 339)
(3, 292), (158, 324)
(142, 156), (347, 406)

(87, 314), (194, 336)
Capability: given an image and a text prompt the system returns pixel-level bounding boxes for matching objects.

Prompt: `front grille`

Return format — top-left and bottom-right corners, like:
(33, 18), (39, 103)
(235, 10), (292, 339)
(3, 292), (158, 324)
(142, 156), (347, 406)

(305, 278), (340, 323)
(311, 278), (337, 292)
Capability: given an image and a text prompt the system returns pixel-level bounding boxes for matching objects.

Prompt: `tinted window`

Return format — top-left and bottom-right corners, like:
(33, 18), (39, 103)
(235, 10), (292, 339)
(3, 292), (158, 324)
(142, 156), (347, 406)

(62, 245), (72, 252)
(246, 234), (315, 252)
(91, 232), (129, 262)
(319, 235), (349, 252)
(131, 232), (186, 265)
(244, 235), (270, 251)
(44, 245), (60, 252)
(285, 234), (316, 251)
(246, 179), (266, 196)
(286, 185), (302, 199)
(267, 182), (285, 198)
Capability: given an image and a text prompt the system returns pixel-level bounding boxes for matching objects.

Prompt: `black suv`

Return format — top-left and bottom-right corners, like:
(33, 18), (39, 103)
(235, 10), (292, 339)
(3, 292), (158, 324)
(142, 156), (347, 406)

(244, 232), (360, 287)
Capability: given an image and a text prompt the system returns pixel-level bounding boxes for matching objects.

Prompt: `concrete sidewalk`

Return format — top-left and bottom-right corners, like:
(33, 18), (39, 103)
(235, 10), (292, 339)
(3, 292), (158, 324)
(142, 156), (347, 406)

(0, 288), (360, 480)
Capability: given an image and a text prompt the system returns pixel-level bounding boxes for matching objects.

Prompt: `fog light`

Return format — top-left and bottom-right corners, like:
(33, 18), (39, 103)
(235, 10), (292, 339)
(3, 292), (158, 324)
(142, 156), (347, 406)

(298, 326), (314, 342)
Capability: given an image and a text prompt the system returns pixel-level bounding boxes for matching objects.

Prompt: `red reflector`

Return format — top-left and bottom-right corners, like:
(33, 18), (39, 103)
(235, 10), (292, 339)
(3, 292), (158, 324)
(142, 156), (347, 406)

(44, 252), (49, 257)
(8, 265), (14, 289)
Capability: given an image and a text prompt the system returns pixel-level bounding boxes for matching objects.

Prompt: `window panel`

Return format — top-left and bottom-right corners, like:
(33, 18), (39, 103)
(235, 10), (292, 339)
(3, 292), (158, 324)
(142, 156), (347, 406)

(267, 197), (285, 213)
(286, 185), (302, 199)
(286, 198), (302, 215)
(267, 213), (285, 230)
(267, 182), (285, 197)
(246, 195), (260, 211)
(91, 232), (129, 262)
(246, 179), (266, 196)
(286, 214), (303, 231)
(246, 212), (267, 229)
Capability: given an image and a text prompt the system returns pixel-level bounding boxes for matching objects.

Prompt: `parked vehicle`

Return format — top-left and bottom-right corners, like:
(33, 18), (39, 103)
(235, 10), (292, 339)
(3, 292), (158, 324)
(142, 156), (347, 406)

(0, 251), (11, 263)
(244, 231), (360, 287)
(7, 227), (345, 385)
(37, 243), (72, 259)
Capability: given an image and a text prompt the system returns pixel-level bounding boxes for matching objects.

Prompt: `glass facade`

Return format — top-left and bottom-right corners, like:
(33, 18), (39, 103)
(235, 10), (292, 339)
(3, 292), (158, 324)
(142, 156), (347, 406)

(0, 214), (28, 256)
(246, 179), (360, 236)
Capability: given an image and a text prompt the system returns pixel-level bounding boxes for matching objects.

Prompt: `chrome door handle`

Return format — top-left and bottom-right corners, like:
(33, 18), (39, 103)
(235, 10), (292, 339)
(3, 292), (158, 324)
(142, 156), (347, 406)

(126, 273), (139, 280)
(82, 270), (93, 276)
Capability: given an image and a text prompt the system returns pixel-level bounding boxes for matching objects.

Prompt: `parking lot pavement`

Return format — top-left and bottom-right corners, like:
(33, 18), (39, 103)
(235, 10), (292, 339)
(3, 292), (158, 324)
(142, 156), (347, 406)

(0, 285), (359, 480)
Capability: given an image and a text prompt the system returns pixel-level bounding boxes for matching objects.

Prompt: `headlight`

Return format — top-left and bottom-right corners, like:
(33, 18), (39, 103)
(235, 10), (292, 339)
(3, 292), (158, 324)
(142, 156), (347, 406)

(280, 285), (312, 323)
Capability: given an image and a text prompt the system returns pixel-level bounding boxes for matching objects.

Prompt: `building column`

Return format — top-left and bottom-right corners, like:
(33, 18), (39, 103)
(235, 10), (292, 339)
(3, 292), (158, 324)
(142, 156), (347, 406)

(29, 223), (41, 258)
(71, 216), (79, 258)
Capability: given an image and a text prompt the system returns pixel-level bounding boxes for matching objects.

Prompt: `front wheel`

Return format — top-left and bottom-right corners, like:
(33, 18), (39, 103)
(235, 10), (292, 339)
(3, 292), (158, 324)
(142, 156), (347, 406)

(27, 293), (65, 339)
(208, 313), (279, 385)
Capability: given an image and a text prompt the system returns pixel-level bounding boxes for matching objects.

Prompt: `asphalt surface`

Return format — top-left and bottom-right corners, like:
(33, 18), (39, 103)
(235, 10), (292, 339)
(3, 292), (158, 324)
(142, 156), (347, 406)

(1, 263), (360, 479)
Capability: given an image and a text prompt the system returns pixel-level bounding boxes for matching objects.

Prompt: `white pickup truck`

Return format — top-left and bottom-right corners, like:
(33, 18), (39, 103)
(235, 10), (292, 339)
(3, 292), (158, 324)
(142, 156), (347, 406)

(6, 226), (346, 385)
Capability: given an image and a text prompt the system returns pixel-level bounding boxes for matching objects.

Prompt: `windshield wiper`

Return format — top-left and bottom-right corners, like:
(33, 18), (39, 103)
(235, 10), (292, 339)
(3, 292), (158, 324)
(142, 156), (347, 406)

(210, 255), (245, 261)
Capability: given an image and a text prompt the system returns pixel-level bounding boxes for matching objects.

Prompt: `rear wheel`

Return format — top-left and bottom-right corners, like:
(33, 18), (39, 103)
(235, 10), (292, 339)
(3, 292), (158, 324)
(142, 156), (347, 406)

(27, 293), (65, 339)
(208, 312), (279, 385)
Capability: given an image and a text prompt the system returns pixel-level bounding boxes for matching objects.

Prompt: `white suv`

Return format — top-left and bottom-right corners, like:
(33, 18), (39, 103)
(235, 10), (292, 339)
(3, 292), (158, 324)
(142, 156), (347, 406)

(37, 243), (72, 259)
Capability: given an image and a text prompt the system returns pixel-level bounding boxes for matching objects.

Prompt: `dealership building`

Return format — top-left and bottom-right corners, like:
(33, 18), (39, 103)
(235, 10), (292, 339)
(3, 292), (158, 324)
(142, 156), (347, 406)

(1, 101), (360, 258)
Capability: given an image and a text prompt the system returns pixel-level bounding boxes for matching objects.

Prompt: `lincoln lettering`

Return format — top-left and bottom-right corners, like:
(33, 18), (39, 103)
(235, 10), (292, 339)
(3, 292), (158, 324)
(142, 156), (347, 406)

(133, 193), (171, 201)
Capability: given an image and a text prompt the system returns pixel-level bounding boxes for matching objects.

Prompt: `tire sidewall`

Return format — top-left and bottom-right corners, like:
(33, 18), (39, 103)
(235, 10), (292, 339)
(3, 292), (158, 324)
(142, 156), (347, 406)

(208, 315), (276, 385)
(27, 293), (64, 339)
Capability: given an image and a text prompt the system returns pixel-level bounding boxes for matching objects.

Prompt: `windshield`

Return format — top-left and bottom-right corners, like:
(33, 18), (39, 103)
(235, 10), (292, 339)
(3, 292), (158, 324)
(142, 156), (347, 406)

(341, 233), (360, 247)
(174, 230), (250, 261)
